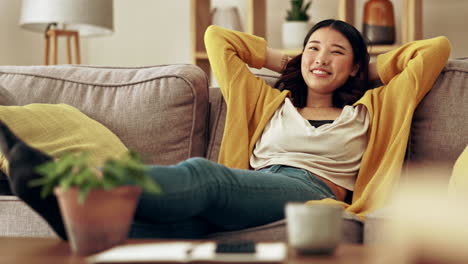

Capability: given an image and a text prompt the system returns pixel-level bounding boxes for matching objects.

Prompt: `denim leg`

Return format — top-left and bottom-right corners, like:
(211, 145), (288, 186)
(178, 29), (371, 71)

(132, 157), (335, 238)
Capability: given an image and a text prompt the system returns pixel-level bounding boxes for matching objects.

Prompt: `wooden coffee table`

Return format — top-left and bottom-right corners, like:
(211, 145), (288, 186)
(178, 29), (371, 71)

(0, 237), (370, 264)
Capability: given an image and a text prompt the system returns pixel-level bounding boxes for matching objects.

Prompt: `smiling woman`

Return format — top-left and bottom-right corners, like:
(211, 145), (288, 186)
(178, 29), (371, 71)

(204, 19), (449, 221)
(203, 20), (375, 206)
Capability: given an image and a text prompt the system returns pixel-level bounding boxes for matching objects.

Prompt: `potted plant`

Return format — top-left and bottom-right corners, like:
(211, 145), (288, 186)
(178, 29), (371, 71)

(29, 151), (161, 256)
(282, 0), (313, 49)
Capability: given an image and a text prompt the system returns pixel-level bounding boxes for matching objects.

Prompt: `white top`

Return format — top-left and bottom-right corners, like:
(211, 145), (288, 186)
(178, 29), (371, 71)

(250, 98), (370, 191)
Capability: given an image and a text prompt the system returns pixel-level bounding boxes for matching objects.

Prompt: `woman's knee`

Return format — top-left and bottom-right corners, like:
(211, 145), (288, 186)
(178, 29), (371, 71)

(183, 157), (216, 170)
(182, 157), (226, 183)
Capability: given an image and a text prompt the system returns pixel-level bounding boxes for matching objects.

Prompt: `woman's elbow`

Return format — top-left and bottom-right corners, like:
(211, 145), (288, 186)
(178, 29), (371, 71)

(204, 25), (223, 51)
(435, 36), (452, 61)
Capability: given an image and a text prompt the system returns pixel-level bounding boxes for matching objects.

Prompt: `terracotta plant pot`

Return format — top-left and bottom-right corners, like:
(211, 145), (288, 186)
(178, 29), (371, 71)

(54, 186), (142, 255)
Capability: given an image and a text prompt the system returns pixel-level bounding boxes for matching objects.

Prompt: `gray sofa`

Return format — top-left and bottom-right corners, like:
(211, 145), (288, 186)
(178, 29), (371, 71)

(0, 60), (466, 243)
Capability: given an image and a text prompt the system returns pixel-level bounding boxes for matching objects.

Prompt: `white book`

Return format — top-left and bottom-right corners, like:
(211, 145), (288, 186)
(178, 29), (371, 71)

(86, 242), (287, 263)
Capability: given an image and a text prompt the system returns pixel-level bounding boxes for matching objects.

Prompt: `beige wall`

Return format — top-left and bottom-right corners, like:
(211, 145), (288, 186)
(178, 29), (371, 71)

(1, 0), (466, 66)
(81, 0), (190, 66)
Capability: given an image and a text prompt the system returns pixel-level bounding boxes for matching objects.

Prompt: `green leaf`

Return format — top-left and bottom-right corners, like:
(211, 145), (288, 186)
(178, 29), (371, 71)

(31, 150), (162, 203)
(41, 184), (53, 199)
(28, 177), (47, 188)
(286, 0), (312, 21)
(78, 185), (92, 205)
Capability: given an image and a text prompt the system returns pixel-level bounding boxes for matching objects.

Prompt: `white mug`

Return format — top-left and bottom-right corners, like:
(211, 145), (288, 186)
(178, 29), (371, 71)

(285, 203), (343, 254)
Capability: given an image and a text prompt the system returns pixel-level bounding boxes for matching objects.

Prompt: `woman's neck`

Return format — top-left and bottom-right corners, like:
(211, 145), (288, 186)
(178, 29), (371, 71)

(306, 93), (334, 108)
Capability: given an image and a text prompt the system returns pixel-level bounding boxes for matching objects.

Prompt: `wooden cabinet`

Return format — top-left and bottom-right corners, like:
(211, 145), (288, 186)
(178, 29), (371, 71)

(191, 0), (422, 77)
(337, 0), (422, 56)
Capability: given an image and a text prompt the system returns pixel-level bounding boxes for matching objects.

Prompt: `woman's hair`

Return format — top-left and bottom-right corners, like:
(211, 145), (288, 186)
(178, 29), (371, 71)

(274, 19), (370, 108)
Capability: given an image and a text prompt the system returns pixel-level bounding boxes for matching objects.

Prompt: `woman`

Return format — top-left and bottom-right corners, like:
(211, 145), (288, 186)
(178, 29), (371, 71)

(0, 19), (450, 240)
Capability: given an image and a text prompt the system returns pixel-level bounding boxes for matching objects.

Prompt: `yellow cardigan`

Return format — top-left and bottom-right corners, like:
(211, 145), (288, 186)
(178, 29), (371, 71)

(204, 25), (451, 219)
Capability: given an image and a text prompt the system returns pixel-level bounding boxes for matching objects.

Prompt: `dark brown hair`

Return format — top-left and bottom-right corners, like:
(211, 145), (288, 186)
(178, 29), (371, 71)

(274, 19), (370, 108)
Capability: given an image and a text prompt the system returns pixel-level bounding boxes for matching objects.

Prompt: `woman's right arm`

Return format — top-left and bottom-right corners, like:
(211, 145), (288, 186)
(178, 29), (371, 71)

(204, 26), (281, 107)
(205, 26), (288, 169)
(264, 48), (292, 73)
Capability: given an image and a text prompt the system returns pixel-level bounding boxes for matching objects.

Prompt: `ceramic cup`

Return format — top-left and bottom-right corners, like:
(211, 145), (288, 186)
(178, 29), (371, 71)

(285, 203), (343, 255)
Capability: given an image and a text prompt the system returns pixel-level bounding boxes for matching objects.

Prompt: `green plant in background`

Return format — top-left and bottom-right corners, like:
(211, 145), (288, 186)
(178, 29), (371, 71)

(286, 0), (312, 21)
(29, 151), (161, 204)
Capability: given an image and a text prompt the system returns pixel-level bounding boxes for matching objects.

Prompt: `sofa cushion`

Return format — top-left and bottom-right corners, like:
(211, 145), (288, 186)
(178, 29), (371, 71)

(0, 195), (56, 237)
(206, 211), (364, 244)
(207, 88), (226, 162)
(406, 59), (468, 180)
(363, 206), (393, 244)
(0, 64), (209, 166)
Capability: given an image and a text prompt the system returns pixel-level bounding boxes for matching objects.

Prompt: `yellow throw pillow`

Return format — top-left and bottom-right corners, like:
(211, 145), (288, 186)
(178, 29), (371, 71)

(0, 104), (128, 174)
(448, 145), (468, 197)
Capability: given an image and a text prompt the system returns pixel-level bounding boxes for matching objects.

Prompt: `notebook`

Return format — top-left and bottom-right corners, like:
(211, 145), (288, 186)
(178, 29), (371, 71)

(86, 241), (287, 263)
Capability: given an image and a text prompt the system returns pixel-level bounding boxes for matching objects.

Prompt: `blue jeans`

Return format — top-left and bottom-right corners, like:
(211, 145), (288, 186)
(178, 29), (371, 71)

(128, 157), (336, 239)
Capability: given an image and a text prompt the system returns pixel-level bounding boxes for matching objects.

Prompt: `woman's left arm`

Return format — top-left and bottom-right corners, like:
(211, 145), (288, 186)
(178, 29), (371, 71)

(376, 36), (451, 101)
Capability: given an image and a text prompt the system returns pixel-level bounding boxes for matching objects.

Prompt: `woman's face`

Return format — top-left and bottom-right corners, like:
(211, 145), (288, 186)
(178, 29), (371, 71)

(301, 27), (359, 96)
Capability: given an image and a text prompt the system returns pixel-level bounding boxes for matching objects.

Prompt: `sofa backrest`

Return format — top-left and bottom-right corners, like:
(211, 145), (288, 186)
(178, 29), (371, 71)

(405, 58), (468, 179)
(0, 64), (209, 166)
(208, 60), (468, 182)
